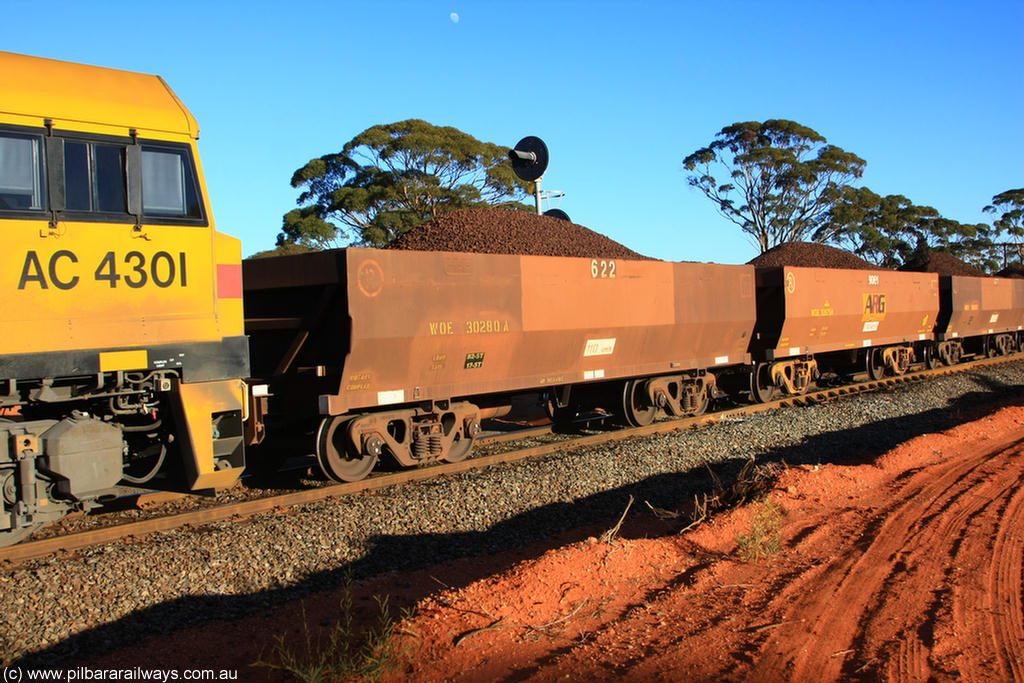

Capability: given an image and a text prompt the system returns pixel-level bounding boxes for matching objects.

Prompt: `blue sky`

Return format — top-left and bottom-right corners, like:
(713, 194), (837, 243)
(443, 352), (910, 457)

(4, 0), (1021, 264)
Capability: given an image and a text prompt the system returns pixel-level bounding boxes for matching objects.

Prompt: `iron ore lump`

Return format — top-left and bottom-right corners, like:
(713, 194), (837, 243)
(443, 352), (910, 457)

(747, 242), (877, 270)
(899, 251), (985, 277)
(388, 208), (648, 259)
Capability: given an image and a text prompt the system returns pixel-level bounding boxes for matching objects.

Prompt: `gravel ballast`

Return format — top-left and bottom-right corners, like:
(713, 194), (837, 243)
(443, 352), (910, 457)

(3, 362), (1024, 666)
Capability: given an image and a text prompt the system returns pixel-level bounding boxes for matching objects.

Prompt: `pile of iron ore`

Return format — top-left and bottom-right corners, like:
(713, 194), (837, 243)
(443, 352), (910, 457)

(388, 208), (647, 259)
(899, 251), (986, 276)
(747, 242), (877, 270)
(996, 263), (1024, 279)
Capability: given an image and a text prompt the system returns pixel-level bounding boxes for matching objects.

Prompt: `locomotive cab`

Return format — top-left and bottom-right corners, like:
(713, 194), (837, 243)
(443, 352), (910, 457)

(0, 52), (248, 545)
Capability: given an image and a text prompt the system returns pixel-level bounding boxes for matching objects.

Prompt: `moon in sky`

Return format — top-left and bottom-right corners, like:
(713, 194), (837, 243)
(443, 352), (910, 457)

(450, 12), (459, 23)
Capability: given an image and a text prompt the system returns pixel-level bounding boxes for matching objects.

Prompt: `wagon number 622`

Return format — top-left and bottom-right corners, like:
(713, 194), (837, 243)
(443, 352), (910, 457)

(590, 259), (616, 279)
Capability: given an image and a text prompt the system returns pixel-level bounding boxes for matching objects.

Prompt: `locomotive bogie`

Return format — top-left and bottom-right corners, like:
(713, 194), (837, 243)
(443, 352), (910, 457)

(0, 415), (123, 542)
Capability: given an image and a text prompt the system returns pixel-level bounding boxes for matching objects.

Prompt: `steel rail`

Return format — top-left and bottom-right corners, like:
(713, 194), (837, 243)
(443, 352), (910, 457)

(1, 354), (1020, 565)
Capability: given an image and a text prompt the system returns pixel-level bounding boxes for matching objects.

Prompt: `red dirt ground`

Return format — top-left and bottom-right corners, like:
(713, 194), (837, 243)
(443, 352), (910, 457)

(75, 403), (1024, 682)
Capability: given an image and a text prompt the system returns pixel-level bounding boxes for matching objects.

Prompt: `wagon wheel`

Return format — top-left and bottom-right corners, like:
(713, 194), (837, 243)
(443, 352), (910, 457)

(749, 363), (776, 403)
(442, 429), (475, 463)
(996, 335), (1012, 357)
(315, 416), (378, 482)
(544, 397), (577, 426)
(986, 336), (999, 358)
(866, 348), (886, 381)
(0, 523), (36, 548)
(924, 345), (942, 370)
(621, 379), (657, 427)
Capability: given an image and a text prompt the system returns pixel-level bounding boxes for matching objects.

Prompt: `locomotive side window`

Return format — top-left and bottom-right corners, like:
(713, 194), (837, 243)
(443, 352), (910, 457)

(141, 147), (202, 218)
(2, 128), (205, 225)
(64, 141), (127, 213)
(0, 132), (46, 211)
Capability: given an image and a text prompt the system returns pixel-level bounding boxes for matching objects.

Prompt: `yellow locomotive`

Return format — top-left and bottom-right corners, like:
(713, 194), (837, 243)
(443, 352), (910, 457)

(0, 52), (248, 544)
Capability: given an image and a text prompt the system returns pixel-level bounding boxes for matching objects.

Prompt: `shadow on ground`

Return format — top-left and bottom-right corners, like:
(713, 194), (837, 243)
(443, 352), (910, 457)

(12, 375), (1023, 669)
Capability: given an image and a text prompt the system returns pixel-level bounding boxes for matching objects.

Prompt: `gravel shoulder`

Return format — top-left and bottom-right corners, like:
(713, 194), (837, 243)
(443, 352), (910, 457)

(3, 361), (1024, 672)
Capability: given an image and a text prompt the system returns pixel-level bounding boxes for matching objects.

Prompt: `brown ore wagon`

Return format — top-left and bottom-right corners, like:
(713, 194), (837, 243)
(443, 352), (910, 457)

(935, 276), (1024, 362)
(749, 266), (940, 401)
(243, 248), (756, 481)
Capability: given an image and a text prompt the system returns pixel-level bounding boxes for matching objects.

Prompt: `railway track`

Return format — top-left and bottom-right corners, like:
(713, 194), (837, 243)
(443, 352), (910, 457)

(1, 354), (1020, 565)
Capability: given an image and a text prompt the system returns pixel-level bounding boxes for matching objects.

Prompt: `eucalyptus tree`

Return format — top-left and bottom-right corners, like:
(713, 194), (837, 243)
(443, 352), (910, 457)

(820, 187), (938, 267)
(683, 120), (865, 252)
(822, 186), (995, 271)
(984, 188), (1024, 265)
(281, 119), (532, 248)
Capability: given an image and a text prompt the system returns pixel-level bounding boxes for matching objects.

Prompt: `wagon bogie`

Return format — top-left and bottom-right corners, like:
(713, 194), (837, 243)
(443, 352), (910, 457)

(618, 372), (714, 425)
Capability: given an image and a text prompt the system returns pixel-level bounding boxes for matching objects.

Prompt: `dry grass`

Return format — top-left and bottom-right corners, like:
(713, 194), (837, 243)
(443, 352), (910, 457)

(254, 577), (413, 683)
(647, 457), (783, 532)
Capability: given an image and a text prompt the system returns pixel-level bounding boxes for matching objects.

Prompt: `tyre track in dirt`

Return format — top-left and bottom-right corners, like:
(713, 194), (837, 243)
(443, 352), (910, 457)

(980, 475), (1024, 681)
(390, 406), (1024, 683)
(747, 432), (1024, 683)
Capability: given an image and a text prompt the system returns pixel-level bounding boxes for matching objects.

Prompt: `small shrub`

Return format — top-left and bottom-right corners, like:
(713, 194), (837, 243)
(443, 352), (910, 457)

(255, 579), (412, 683)
(735, 498), (784, 563)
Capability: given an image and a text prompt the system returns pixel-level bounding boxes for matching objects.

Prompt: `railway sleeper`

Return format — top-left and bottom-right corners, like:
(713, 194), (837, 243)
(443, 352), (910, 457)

(316, 401), (482, 483)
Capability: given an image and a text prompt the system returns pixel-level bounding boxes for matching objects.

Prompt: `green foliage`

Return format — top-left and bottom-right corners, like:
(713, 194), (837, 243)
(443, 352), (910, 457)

(735, 498), (784, 563)
(248, 241), (316, 259)
(985, 189), (1024, 265)
(683, 120), (865, 252)
(821, 186), (996, 271)
(281, 119), (533, 248)
(913, 216), (996, 272)
(985, 188), (1024, 237)
(255, 584), (412, 683)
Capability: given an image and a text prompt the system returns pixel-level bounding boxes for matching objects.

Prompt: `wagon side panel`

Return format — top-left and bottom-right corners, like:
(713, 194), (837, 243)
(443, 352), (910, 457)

(757, 267), (938, 358)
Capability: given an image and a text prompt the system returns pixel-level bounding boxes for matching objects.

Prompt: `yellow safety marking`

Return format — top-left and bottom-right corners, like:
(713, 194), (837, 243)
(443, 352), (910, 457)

(99, 349), (148, 372)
